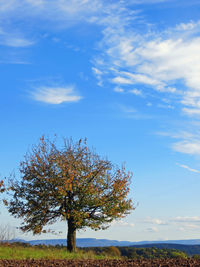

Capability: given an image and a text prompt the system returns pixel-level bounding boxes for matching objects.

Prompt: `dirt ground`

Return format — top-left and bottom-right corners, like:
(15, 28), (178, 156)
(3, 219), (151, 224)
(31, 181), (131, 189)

(1, 259), (200, 266)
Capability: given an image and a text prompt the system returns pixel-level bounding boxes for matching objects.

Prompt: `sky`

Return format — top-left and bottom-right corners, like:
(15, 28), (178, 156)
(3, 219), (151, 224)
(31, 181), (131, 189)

(1, 0), (200, 242)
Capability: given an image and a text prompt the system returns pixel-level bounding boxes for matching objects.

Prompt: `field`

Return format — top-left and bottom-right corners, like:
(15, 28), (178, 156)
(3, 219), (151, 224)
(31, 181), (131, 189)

(1, 258), (200, 266)
(1, 243), (200, 266)
(0, 243), (116, 260)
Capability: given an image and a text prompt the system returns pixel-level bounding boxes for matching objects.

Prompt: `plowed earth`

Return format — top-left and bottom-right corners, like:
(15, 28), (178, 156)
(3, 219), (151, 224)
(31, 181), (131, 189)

(1, 259), (200, 267)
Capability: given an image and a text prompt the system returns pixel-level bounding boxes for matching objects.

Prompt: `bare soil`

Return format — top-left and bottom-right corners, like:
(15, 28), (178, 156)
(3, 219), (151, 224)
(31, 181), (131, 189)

(1, 259), (200, 266)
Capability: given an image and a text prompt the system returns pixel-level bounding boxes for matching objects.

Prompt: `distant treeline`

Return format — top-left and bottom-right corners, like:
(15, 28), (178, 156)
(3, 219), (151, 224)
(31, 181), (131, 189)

(130, 243), (200, 257)
(82, 244), (200, 259)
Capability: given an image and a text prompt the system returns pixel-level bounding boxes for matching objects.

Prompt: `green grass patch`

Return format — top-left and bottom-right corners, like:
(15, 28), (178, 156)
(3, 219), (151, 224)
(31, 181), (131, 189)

(0, 243), (120, 260)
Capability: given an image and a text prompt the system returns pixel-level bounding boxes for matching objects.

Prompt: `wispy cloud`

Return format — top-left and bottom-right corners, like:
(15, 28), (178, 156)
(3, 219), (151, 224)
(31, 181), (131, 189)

(31, 86), (82, 104)
(177, 163), (200, 173)
(114, 87), (124, 93)
(0, 0), (103, 26)
(93, 8), (200, 119)
(112, 76), (133, 85)
(172, 216), (200, 231)
(172, 141), (200, 155)
(179, 224), (200, 231)
(157, 104), (174, 109)
(182, 108), (200, 116)
(129, 89), (143, 96)
(158, 130), (200, 156)
(117, 104), (153, 120)
(172, 216), (200, 223)
(176, 20), (200, 31)
(112, 220), (135, 228)
(0, 35), (34, 47)
(142, 216), (200, 232)
(0, 0), (104, 52)
(144, 217), (168, 225)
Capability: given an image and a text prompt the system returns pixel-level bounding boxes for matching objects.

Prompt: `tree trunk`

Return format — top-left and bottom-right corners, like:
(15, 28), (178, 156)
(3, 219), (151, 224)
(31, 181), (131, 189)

(67, 219), (76, 252)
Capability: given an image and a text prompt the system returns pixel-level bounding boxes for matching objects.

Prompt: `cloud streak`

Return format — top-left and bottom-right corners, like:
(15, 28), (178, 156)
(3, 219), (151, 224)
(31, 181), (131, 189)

(0, 35), (34, 47)
(112, 220), (135, 228)
(177, 163), (200, 173)
(172, 216), (200, 223)
(31, 86), (82, 104)
(142, 216), (200, 233)
(144, 218), (168, 225)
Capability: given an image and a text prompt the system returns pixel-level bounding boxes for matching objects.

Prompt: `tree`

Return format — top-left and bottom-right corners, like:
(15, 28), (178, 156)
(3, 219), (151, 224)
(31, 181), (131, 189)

(7, 136), (134, 252)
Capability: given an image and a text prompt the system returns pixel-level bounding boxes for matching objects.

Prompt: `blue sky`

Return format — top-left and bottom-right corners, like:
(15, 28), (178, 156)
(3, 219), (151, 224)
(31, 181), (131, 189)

(1, 0), (200, 242)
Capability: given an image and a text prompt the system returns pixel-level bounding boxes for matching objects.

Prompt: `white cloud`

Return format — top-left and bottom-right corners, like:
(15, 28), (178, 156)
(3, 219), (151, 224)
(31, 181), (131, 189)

(0, 0), (105, 52)
(158, 130), (200, 156)
(92, 67), (103, 76)
(147, 102), (152, 107)
(114, 36), (200, 95)
(182, 108), (200, 116)
(114, 87), (124, 93)
(0, 26), (34, 48)
(0, 36), (34, 47)
(176, 20), (200, 31)
(172, 141), (200, 155)
(172, 216), (200, 231)
(157, 104), (174, 109)
(112, 76), (133, 85)
(31, 86), (82, 104)
(142, 216), (200, 232)
(129, 89), (142, 96)
(112, 220), (135, 228)
(0, 0), (103, 25)
(144, 217), (167, 225)
(122, 72), (164, 89)
(172, 216), (200, 223)
(92, 67), (104, 86)
(179, 224), (200, 231)
(177, 163), (200, 174)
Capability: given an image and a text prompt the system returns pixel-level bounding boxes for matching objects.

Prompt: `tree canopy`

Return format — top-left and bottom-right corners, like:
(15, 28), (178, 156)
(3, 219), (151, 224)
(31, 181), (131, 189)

(7, 136), (134, 252)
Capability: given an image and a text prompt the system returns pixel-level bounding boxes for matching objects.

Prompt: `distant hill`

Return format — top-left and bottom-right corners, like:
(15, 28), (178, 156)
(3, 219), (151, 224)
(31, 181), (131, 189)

(27, 238), (134, 247)
(11, 237), (200, 248)
(133, 239), (200, 246)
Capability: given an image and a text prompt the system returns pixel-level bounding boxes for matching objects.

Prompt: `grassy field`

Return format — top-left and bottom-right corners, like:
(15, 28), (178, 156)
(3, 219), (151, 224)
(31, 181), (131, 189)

(0, 243), (120, 260)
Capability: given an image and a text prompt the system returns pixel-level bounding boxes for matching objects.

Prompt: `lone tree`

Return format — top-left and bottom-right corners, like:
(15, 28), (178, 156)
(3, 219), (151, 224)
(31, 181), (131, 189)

(7, 136), (134, 252)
